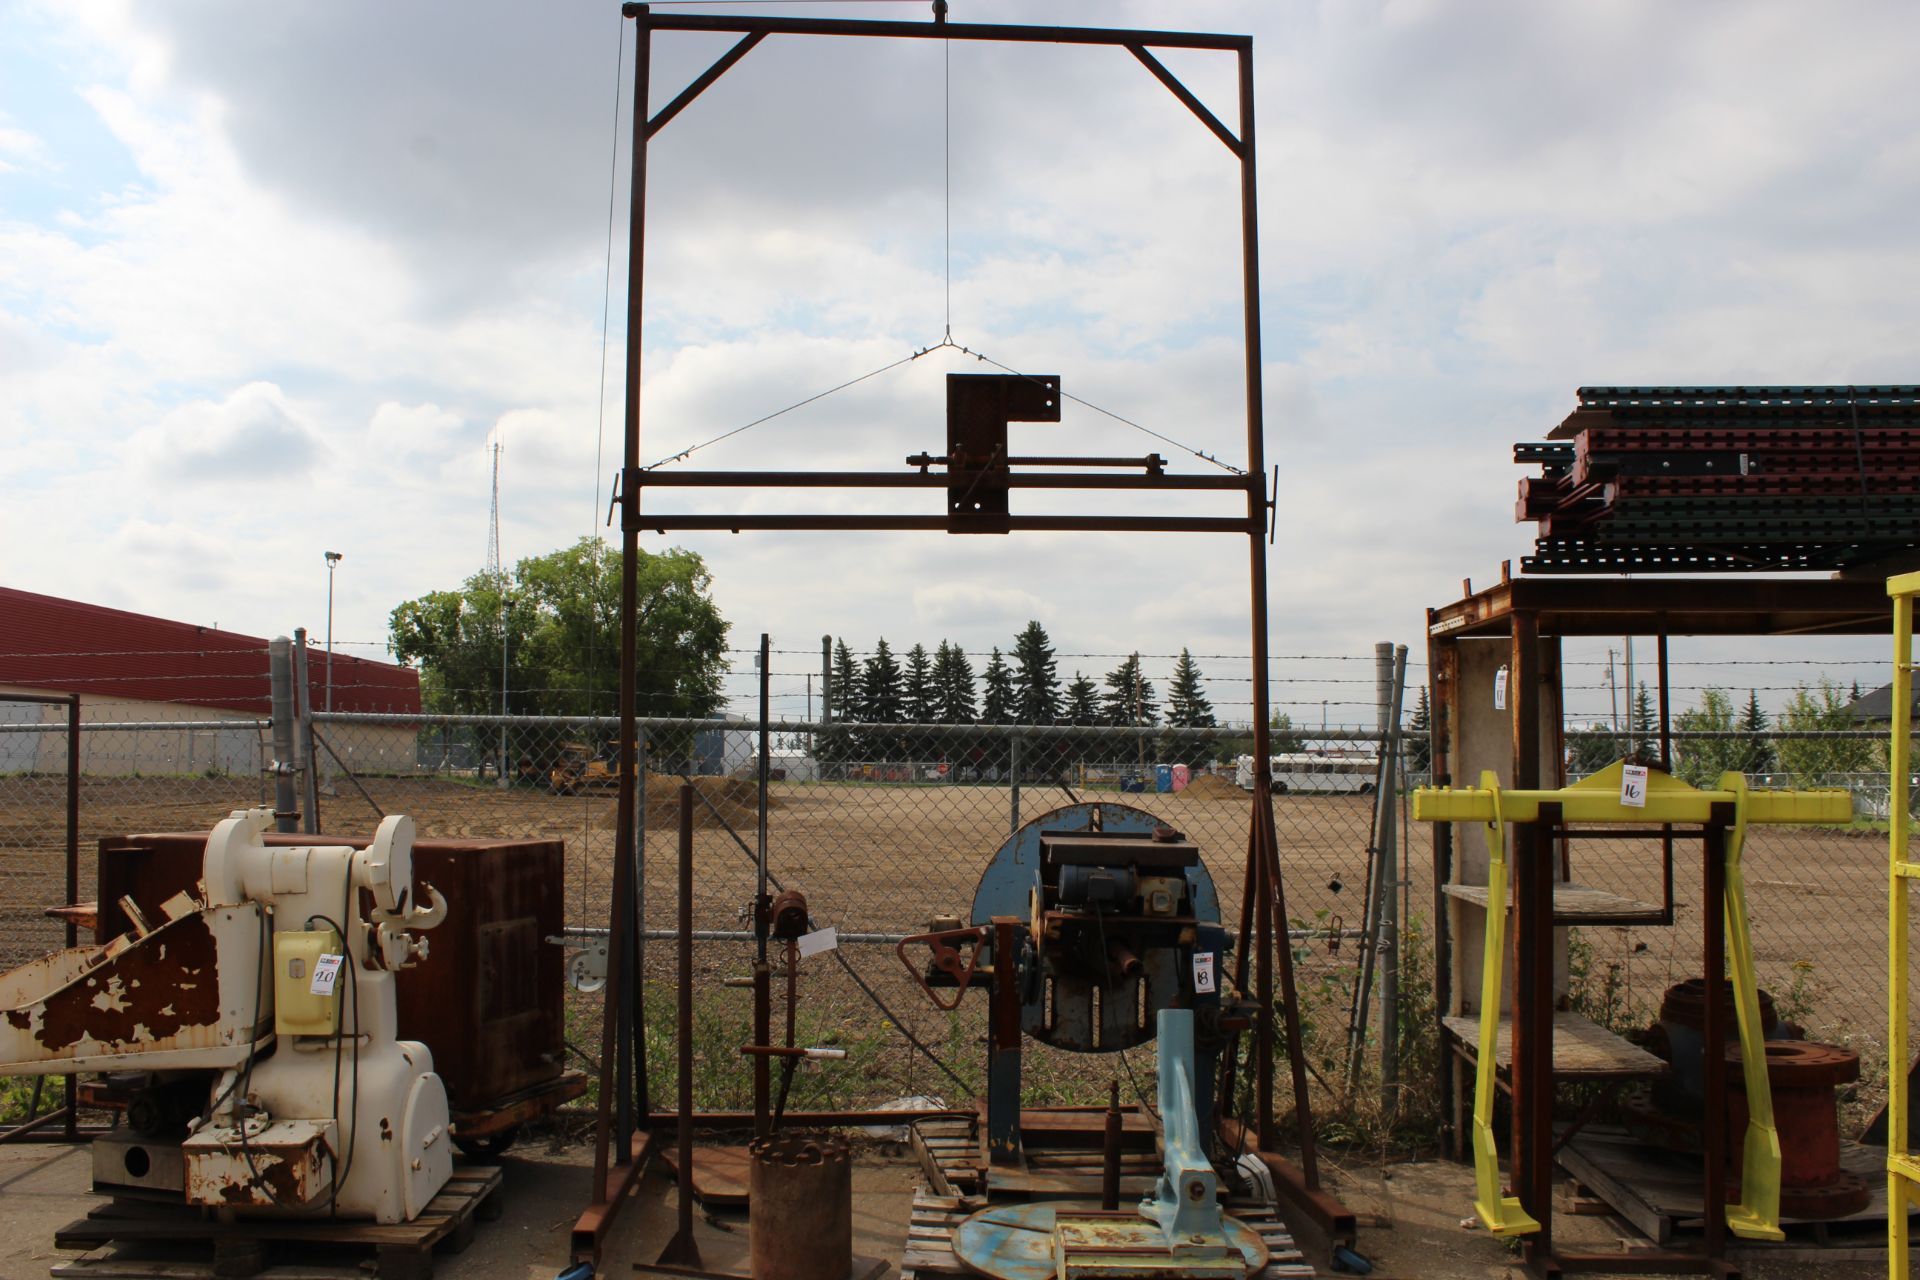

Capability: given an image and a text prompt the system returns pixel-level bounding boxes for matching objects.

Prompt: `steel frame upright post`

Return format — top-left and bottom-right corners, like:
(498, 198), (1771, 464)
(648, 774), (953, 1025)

(754, 632), (772, 1136)
(576, 5), (654, 1267)
(1888, 571), (1920, 1279)
(64, 692), (79, 1140)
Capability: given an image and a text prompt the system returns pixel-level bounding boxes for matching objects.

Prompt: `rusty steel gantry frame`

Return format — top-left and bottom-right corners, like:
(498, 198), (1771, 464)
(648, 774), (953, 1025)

(574, 5), (1351, 1265)
(1424, 572), (1895, 1278)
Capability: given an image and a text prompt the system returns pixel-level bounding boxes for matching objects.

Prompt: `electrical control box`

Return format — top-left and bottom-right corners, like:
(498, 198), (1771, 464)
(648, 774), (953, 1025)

(274, 929), (343, 1036)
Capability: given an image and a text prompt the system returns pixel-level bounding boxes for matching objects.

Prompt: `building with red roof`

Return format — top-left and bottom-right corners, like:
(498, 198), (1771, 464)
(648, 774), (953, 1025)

(0, 586), (420, 775)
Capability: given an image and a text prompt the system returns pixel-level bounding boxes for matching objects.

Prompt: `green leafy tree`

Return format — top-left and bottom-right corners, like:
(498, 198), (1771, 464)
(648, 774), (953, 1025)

(1673, 688), (1744, 787)
(389, 537), (727, 728)
(1011, 621), (1061, 725)
(1777, 678), (1876, 783)
(1270, 711), (1305, 753)
(1165, 649), (1216, 729)
(981, 648), (1016, 724)
(1567, 725), (1627, 777)
(932, 641), (976, 725)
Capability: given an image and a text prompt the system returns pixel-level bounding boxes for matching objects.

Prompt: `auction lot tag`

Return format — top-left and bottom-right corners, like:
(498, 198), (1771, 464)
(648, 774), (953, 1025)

(1493, 667), (1509, 711)
(1620, 764), (1649, 808)
(797, 926), (838, 958)
(310, 953), (344, 997)
(1192, 952), (1217, 995)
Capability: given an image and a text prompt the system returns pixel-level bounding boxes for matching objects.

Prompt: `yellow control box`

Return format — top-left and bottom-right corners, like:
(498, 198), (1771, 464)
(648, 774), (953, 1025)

(273, 929), (344, 1036)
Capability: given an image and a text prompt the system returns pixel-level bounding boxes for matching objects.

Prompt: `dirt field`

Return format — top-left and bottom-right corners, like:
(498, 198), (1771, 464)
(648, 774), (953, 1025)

(0, 771), (1903, 1112)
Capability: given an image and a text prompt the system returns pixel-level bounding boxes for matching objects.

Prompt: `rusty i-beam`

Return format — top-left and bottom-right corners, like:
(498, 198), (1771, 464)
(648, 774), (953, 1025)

(574, 5), (1350, 1263)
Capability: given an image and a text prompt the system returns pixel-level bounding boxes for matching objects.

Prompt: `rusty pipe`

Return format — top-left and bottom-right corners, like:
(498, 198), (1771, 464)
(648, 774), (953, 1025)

(1102, 1081), (1122, 1211)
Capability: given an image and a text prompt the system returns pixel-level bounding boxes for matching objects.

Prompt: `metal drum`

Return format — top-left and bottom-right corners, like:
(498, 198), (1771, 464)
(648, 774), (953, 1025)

(749, 1132), (853, 1280)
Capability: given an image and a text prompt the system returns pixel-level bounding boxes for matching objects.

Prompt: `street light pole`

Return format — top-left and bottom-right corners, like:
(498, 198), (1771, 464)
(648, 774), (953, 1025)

(324, 552), (342, 712)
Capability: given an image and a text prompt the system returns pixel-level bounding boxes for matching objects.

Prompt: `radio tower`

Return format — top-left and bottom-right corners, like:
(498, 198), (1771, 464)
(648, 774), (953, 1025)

(486, 440), (503, 583)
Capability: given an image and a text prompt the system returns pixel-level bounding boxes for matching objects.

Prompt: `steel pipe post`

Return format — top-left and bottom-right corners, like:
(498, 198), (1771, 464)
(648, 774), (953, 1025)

(267, 637), (299, 833)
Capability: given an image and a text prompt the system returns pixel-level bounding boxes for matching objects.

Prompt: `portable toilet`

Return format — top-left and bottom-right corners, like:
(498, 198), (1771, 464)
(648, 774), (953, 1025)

(1171, 764), (1190, 792)
(1154, 763), (1173, 793)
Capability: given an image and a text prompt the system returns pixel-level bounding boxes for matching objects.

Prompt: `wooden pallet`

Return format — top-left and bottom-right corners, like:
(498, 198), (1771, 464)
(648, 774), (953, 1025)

(900, 1188), (1314, 1279)
(910, 1110), (1162, 1200)
(1558, 1128), (1911, 1258)
(50, 1166), (503, 1280)
(904, 1112), (1311, 1279)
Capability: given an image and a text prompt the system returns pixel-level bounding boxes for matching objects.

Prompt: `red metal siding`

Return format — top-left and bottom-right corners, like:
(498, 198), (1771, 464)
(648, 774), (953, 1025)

(0, 586), (420, 715)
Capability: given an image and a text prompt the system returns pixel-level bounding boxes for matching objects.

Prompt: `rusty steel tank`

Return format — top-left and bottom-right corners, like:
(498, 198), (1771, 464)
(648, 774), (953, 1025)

(749, 1132), (854, 1280)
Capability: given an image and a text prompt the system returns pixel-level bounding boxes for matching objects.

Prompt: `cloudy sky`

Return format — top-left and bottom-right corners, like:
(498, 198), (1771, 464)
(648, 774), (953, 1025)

(5, 0), (1917, 725)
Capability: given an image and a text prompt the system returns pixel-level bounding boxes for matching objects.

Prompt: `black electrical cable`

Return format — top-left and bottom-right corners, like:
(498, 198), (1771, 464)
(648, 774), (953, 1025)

(229, 903), (289, 1204)
(331, 866), (363, 1203)
(306, 905), (361, 1216)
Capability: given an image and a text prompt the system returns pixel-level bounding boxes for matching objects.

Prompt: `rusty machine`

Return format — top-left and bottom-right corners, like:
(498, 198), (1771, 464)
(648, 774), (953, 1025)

(0, 807), (453, 1222)
(898, 803), (1281, 1278)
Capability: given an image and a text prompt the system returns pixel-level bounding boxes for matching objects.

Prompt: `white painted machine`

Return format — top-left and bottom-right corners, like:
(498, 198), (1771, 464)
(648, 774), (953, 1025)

(0, 807), (452, 1223)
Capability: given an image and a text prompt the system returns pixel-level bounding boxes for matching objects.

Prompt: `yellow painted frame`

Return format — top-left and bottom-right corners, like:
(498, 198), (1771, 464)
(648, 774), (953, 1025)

(1888, 569), (1920, 1279)
(1414, 763), (1851, 1242)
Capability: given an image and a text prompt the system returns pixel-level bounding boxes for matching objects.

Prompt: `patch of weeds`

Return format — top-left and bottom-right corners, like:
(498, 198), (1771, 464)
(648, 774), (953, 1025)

(0, 1076), (47, 1126)
(1774, 959), (1819, 1028)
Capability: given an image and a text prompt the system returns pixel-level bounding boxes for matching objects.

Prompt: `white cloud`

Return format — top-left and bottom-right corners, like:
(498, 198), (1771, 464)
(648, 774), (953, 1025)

(136, 382), (324, 480)
(5, 0), (1919, 721)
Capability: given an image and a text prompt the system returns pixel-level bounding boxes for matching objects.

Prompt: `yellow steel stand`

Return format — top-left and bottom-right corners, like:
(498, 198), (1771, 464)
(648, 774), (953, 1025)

(1889, 570), (1920, 1280)
(1415, 764), (1850, 1243)
(1718, 770), (1784, 1241)
(1462, 772), (1539, 1235)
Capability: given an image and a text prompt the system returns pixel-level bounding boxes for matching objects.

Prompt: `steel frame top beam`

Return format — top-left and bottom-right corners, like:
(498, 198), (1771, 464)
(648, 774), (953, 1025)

(633, 9), (1250, 53)
(1427, 574), (1893, 639)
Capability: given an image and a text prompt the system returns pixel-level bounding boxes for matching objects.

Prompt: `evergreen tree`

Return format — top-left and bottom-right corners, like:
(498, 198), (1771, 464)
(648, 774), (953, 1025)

(1010, 621), (1061, 725)
(1065, 673), (1101, 725)
(830, 638), (862, 723)
(904, 643), (936, 724)
(863, 638), (904, 723)
(820, 638), (864, 764)
(1165, 648), (1216, 728)
(1739, 689), (1774, 774)
(1406, 686), (1433, 774)
(932, 641), (977, 724)
(1101, 654), (1158, 726)
(1630, 681), (1656, 759)
(981, 648), (1016, 724)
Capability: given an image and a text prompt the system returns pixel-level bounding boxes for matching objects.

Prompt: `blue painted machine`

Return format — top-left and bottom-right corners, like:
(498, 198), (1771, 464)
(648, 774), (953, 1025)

(897, 803), (1245, 1174)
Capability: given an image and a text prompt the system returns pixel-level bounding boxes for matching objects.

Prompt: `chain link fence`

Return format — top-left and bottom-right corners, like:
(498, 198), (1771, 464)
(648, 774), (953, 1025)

(7, 693), (1916, 1133)
(0, 698), (1423, 1123)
